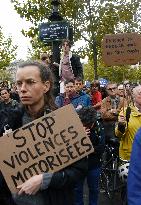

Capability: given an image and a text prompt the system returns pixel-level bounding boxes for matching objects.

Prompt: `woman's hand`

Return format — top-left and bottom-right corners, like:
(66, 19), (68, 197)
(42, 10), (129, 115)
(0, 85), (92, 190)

(118, 113), (126, 124)
(84, 127), (90, 137)
(17, 174), (43, 195)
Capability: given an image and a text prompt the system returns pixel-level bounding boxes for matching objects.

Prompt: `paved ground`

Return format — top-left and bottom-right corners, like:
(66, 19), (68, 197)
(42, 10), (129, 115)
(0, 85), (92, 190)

(83, 182), (123, 205)
(98, 192), (122, 205)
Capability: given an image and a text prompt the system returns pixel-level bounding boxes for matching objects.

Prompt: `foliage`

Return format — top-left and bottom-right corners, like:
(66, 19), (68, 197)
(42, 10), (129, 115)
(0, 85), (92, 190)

(11, 0), (141, 81)
(83, 62), (94, 81)
(0, 70), (12, 81)
(0, 26), (17, 70)
(27, 37), (52, 60)
(83, 61), (141, 83)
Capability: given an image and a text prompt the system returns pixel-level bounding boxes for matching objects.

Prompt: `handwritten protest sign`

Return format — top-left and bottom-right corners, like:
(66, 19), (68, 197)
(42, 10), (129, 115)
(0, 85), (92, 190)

(0, 105), (94, 193)
(102, 32), (141, 66)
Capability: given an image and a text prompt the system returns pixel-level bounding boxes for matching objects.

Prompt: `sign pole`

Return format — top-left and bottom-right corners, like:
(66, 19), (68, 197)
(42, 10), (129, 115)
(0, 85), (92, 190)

(122, 69), (125, 113)
(39, 0), (73, 97)
(49, 0), (63, 64)
(52, 41), (60, 63)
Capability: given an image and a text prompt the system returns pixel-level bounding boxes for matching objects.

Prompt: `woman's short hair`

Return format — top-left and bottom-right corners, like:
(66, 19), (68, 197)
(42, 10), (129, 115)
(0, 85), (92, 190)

(61, 39), (71, 48)
(17, 60), (56, 110)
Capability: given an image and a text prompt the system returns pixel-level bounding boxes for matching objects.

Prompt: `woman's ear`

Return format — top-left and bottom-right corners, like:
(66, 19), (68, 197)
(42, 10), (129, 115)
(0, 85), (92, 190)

(43, 81), (50, 93)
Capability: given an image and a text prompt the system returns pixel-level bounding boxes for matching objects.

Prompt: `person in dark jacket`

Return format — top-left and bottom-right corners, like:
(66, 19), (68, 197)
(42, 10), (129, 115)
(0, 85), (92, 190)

(127, 127), (141, 205)
(10, 60), (88, 205)
(0, 87), (21, 204)
(0, 88), (19, 110)
(0, 107), (23, 205)
(59, 39), (83, 93)
(40, 52), (60, 97)
(47, 54), (60, 97)
(74, 107), (105, 205)
(10, 83), (20, 102)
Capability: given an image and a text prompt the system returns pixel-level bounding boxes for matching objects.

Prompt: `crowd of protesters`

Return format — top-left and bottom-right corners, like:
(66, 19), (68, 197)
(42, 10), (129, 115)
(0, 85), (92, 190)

(0, 39), (141, 205)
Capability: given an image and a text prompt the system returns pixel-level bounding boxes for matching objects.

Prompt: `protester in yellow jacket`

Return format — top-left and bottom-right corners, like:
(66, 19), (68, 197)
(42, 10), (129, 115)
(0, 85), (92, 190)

(115, 86), (141, 160)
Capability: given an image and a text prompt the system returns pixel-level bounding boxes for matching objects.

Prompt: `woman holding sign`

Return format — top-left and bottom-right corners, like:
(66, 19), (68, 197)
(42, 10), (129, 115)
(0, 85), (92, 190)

(11, 61), (87, 205)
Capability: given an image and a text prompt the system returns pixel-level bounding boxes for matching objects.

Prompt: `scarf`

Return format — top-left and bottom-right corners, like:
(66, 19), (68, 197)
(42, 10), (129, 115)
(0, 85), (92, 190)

(59, 51), (73, 77)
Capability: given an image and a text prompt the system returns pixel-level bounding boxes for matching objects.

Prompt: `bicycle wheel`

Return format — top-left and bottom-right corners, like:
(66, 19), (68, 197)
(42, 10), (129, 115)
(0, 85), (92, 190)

(100, 157), (119, 199)
(100, 167), (113, 199)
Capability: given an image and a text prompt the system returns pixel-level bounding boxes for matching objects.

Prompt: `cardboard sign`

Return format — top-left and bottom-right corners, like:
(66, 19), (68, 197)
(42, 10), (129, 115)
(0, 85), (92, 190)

(0, 105), (94, 193)
(102, 33), (141, 66)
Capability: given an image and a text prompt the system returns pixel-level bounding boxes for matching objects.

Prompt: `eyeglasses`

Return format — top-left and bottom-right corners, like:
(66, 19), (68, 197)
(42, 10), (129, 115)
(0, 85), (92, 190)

(16, 79), (42, 89)
(107, 87), (117, 91)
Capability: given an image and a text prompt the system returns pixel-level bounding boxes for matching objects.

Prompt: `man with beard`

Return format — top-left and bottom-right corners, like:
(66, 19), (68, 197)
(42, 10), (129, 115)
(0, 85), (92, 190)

(55, 79), (91, 109)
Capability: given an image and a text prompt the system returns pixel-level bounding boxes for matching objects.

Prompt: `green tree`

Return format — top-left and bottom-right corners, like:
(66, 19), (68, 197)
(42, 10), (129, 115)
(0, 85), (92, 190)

(0, 26), (17, 70)
(83, 61), (141, 83)
(74, 0), (140, 78)
(26, 36), (52, 60)
(0, 70), (12, 81)
(83, 62), (94, 81)
(11, 0), (141, 80)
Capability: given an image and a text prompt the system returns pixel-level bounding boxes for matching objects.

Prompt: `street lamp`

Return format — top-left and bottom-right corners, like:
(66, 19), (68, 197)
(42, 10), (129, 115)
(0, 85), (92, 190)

(49, 0), (63, 21)
(47, 0), (63, 64)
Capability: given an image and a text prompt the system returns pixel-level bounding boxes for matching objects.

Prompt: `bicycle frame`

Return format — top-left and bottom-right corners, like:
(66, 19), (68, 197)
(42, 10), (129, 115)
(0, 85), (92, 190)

(100, 143), (127, 202)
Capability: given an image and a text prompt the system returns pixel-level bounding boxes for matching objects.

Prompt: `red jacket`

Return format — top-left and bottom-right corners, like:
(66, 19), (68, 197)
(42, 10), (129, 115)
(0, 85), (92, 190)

(91, 91), (102, 106)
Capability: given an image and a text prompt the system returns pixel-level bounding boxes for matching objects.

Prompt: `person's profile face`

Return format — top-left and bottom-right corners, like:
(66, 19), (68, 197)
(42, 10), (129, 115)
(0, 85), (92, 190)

(16, 66), (50, 106)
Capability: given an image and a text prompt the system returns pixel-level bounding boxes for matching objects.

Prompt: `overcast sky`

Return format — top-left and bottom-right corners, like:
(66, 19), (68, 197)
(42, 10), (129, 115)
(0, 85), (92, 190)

(0, 0), (32, 60)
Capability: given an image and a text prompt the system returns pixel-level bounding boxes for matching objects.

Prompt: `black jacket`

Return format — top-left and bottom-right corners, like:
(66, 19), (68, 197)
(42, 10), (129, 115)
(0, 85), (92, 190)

(70, 54), (83, 79)
(88, 121), (105, 169)
(0, 107), (22, 205)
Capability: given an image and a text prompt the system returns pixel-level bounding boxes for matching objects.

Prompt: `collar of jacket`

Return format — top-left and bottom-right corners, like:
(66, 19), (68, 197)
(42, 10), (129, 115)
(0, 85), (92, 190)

(106, 95), (119, 102)
(130, 106), (141, 116)
(23, 105), (51, 120)
(78, 90), (86, 96)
